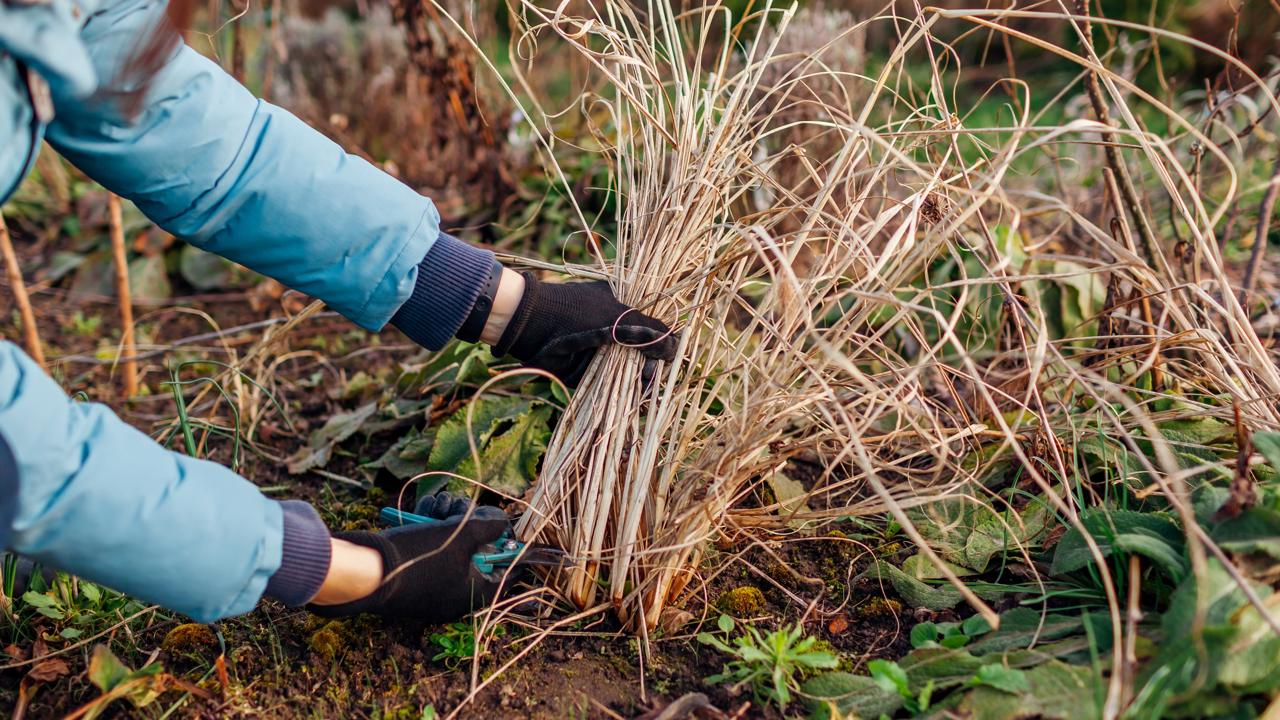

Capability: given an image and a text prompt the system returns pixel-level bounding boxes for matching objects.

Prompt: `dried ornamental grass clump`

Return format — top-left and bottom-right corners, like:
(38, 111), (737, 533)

(495, 0), (1280, 645)
(510, 0), (991, 632)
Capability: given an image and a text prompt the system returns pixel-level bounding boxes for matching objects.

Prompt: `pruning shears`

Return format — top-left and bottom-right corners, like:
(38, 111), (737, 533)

(378, 506), (567, 574)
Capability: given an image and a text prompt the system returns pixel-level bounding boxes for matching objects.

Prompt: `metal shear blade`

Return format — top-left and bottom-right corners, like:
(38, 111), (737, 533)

(510, 544), (572, 569)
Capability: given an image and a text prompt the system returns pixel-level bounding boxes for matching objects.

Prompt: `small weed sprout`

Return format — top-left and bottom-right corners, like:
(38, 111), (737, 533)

(429, 622), (505, 670)
(698, 614), (838, 709)
(868, 659), (934, 714)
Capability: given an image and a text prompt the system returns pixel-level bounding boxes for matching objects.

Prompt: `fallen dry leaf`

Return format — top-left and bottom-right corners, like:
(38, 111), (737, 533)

(828, 615), (849, 635)
(4, 643), (28, 662)
(27, 657), (70, 683)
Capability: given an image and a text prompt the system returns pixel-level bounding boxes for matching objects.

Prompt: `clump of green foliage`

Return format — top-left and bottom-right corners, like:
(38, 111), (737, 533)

(429, 621), (506, 669)
(698, 614), (838, 709)
(429, 622), (476, 669)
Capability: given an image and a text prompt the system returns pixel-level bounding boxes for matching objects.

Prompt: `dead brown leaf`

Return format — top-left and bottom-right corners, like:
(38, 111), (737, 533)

(827, 614), (849, 635)
(27, 656), (70, 683)
(4, 643), (28, 662)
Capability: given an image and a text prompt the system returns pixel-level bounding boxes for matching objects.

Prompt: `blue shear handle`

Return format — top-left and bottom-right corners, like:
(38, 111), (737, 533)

(378, 507), (442, 527)
(378, 507), (522, 574)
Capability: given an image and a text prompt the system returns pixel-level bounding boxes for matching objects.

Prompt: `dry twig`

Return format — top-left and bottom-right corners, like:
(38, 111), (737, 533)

(0, 213), (45, 368)
(108, 193), (140, 397)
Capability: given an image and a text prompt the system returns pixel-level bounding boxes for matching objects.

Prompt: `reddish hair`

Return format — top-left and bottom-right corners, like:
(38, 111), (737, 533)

(119, 0), (198, 113)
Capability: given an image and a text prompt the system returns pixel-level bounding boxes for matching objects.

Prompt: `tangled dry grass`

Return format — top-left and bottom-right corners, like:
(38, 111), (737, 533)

(390, 1), (1280, 715)
(482, 0), (1273, 663)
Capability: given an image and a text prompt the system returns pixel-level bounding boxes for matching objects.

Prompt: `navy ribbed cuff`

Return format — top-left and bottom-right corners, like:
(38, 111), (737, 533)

(264, 500), (332, 606)
(0, 431), (15, 550)
(390, 233), (496, 350)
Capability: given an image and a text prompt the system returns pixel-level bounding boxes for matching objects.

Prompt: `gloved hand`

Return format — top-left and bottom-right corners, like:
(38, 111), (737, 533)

(495, 273), (677, 387)
(308, 493), (510, 621)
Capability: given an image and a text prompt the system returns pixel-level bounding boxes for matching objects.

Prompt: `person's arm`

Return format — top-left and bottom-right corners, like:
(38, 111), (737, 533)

(45, 0), (492, 344)
(0, 341), (294, 621)
(47, 2), (676, 375)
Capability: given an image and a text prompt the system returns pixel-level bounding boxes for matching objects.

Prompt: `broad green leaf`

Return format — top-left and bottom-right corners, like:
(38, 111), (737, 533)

(1050, 508), (1183, 576)
(1251, 432), (1280, 472)
(910, 622), (938, 648)
(394, 342), (475, 392)
(454, 344), (496, 386)
(968, 608), (1084, 654)
(21, 591), (56, 609)
(549, 381), (571, 406)
(362, 426), (436, 481)
(1149, 559), (1256, 697)
(868, 560), (965, 610)
(898, 646), (985, 689)
(867, 659), (910, 696)
(1111, 533), (1188, 583)
(1211, 507), (1280, 560)
(951, 661), (1102, 720)
(717, 614), (734, 633)
(910, 499), (1050, 574)
(968, 664), (1030, 694)
(179, 245), (239, 290)
(455, 406), (551, 495)
(866, 561), (1010, 611)
(1161, 559), (1251, 643)
(80, 582), (101, 604)
(801, 672), (903, 718)
(1075, 436), (1148, 482)
(902, 552), (975, 580)
(965, 502), (1052, 572)
(962, 614), (993, 637)
(88, 644), (132, 692)
(360, 398), (432, 436)
(428, 397), (533, 473)
(127, 255), (171, 305)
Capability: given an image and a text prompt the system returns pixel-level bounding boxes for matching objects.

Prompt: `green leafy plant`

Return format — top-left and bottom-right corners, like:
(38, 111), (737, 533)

(909, 614), (992, 650)
(868, 659), (934, 714)
(70, 644), (210, 720)
(14, 571), (146, 641)
(429, 622), (476, 669)
(429, 622), (505, 670)
(966, 663), (1030, 694)
(698, 614), (838, 709)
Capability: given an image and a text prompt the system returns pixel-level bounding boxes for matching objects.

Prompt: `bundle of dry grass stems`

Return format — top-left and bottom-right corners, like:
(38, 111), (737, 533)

(462, 0), (1280, 687)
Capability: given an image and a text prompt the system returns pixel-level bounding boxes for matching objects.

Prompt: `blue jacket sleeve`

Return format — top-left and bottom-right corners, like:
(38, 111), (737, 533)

(0, 341), (282, 621)
(43, 0), (477, 331)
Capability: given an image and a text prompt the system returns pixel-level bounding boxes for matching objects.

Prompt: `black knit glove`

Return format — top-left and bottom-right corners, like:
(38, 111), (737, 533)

(308, 494), (510, 621)
(495, 272), (676, 387)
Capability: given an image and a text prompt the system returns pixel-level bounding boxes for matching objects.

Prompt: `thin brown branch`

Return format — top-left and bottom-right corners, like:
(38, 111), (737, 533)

(0, 213), (45, 368)
(1240, 153), (1280, 307)
(107, 193), (139, 398)
(1077, 0), (1162, 269)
